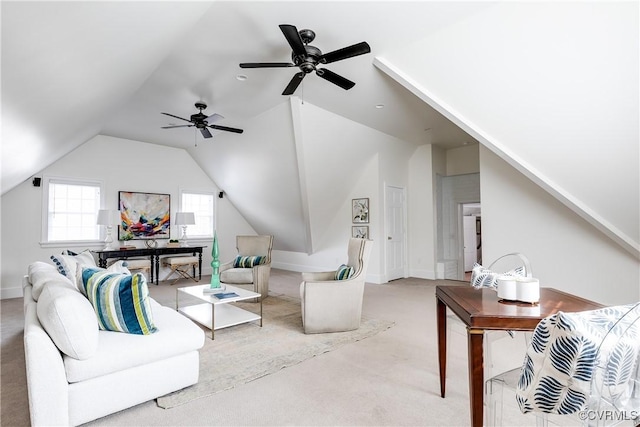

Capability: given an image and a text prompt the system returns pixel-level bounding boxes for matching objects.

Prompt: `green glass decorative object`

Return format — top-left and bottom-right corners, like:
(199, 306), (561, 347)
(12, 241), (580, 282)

(210, 231), (221, 289)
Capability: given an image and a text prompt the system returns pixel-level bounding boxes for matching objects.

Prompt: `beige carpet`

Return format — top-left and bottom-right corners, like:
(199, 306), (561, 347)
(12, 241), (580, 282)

(157, 293), (394, 409)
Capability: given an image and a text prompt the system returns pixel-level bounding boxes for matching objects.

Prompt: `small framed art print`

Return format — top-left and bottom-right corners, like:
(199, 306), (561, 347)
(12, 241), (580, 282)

(352, 198), (369, 223)
(352, 226), (369, 239)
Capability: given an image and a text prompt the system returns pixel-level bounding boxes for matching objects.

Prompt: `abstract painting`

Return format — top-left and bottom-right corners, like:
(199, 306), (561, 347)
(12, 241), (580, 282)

(118, 191), (170, 240)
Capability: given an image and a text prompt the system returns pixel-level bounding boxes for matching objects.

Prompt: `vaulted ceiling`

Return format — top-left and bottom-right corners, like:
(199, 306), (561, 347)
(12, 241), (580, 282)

(1, 1), (487, 195)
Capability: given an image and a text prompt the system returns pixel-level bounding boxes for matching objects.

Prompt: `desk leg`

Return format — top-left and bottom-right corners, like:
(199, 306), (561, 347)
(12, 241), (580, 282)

(467, 328), (484, 427)
(198, 251), (202, 280)
(154, 255), (160, 285)
(437, 297), (447, 398)
(149, 256), (156, 285)
(98, 255), (107, 269)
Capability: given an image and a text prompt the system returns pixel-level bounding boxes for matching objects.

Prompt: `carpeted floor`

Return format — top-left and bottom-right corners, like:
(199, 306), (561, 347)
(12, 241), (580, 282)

(1, 269), (543, 426)
(157, 292), (393, 409)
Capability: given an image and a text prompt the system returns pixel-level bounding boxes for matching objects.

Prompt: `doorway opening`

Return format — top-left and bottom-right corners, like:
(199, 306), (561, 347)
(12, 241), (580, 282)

(461, 203), (482, 281)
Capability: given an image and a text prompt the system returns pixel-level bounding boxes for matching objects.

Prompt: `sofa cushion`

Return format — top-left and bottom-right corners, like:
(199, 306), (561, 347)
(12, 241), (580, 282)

(50, 250), (97, 286)
(220, 267), (253, 284)
(36, 282), (99, 360)
(81, 268), (157, 335)
(334, 264), (354, 280)
(28, 261), (77, 301)
(64, 299), (205, 383)
(233, 255), (265, 268)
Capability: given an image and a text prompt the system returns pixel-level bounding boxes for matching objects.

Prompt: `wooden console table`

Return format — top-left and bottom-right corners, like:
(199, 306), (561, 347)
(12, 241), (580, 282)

(436, 285), (603, 427)
(94, 246), (205, 285)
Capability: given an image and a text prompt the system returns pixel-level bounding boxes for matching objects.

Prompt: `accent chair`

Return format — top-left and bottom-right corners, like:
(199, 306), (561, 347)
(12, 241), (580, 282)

(299, 238), (373, 334)
(219, 235), (273, 300)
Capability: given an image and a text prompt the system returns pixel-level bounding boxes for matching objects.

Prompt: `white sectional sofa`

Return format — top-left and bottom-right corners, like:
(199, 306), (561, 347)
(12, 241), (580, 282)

(23, 260), (205, 426)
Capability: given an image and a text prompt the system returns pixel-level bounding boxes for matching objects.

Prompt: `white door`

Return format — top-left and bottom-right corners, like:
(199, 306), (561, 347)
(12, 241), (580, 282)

(385, 185), (406, 281)
(463, 216), (477, 271)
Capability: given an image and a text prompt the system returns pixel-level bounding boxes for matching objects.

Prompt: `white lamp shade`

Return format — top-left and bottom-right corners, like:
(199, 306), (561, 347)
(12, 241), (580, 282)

(175, 212), (195, 225)
(97, 209), (119, 225)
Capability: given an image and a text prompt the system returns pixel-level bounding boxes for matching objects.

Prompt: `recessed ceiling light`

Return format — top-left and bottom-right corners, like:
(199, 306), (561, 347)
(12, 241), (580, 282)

(375, 104), (384, 109)
(236, 74), (248, 81)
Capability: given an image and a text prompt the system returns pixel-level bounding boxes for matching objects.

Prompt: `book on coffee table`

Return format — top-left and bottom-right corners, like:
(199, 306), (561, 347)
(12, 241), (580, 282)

(213, 292), (239, 299)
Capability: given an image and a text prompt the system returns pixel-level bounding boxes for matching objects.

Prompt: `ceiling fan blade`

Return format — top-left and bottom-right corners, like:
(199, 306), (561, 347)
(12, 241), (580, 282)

(316, 68), (355, 90)
(282, 72), (306, 95)
(319, 41), (371, 64)
(208, 124), (244, 134)
(200, 128), (213, 138)
(279, 24), (306, 57)
(240, 62), (295, 68)
(206, 113), (224, 124)
(161, 125), (193, 129)
(161, 112), (192, 123)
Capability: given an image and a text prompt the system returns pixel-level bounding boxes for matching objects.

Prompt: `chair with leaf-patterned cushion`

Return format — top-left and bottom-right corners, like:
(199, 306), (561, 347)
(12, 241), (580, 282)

(486, 302), (640, 426)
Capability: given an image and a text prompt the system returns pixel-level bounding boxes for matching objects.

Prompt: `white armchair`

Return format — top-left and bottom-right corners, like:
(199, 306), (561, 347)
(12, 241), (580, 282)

(299, 238), (373, 334)
(219, 235), (273, 300)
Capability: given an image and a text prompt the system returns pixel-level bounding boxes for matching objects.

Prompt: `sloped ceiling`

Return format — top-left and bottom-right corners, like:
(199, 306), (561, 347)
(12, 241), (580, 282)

(1, 1), (488, 196)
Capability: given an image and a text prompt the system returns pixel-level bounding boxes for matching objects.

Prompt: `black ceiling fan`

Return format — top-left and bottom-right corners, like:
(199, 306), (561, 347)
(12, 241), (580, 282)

(240, 24), (371, 95)
(161, 102), (243, 138)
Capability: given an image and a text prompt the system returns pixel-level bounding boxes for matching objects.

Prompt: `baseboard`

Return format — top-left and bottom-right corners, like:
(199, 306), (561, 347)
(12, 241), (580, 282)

(271, 261), (329, 273)
(1, 287), (23, 300)
(409, 268), (436, 280)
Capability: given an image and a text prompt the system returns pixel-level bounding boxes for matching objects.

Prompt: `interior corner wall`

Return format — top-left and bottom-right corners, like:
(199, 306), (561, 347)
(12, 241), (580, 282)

(480, 146), (639, 305)
(446, 144), (479, 176)
(271, 102), (415, 283)
(408, 144), (436, 279)
(0, 135), (254, 298)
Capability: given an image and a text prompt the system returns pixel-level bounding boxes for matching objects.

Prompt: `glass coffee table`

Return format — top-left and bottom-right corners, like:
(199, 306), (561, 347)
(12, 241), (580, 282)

(176, 284), (262, 339)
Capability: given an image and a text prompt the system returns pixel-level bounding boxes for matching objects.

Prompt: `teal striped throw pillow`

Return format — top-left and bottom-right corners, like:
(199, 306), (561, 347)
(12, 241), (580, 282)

(81, 268), (157, 335)
(334, 264), (354, 280)
(233, 255), (265, 268)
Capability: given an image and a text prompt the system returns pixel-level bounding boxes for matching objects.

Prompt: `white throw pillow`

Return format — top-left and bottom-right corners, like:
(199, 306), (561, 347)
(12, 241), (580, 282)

(50, 249), (97, 283)
(28, 261), (76, 301)
(36, 282), (99, 360)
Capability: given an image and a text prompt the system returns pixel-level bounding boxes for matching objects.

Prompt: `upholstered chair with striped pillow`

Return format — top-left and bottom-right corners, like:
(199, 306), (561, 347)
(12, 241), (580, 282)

(299, 238), (373, 334)
(219, 235), (273, 300)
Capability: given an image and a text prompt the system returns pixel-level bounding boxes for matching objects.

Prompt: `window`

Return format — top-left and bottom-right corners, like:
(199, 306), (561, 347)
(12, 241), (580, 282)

(43, 177), (103, 244)
(181, 191), (214, 238)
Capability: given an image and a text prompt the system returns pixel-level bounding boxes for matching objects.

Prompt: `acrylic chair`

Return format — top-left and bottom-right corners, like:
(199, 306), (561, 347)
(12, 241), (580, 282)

(299, 238), (373, 334)
(447, 253), (533, 382)
(219, 235), (273, 300)
(486, 302), (640, 427)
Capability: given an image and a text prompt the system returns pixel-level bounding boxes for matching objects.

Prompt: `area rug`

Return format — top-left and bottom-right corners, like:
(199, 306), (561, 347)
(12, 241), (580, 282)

(156, 293), (394, 409)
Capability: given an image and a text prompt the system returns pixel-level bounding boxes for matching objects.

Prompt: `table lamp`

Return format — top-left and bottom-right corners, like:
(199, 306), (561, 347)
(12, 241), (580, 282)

(175, 212), (195, 247)
(97, 209), (119, 250)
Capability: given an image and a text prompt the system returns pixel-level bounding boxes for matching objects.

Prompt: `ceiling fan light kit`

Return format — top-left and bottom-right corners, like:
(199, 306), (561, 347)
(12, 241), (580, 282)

(239, 24), (371, 95)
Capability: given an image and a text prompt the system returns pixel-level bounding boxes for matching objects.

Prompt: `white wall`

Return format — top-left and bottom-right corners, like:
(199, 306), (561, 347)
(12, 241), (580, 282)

(381, 1), (639, 257)
(408, 144), (438, 279)
(188, 100), (307, 253)
(446, 143), (479, 176)
(0, 135), (254, 298)
(481, 146), (639, 305)
(271, 102), (417, 284)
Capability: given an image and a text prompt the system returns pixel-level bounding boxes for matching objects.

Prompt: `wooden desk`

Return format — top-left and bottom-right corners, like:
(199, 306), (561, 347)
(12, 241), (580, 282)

(94, 246), (205, 285)
(435, 285), (603, 427)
